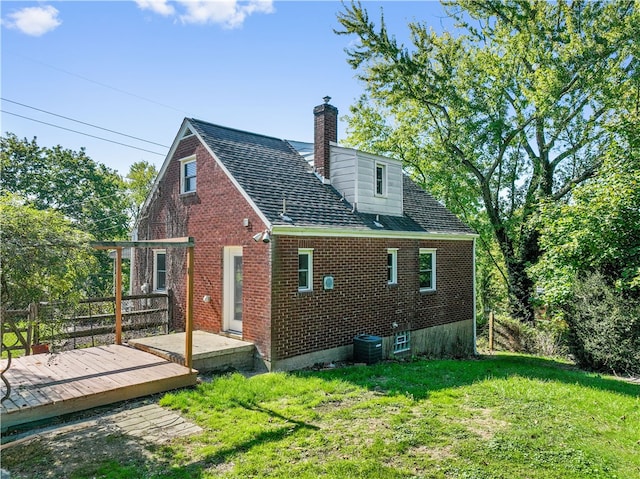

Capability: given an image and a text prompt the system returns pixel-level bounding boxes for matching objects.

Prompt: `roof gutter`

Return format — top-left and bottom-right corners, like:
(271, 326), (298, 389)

(271, 225), (478, 241)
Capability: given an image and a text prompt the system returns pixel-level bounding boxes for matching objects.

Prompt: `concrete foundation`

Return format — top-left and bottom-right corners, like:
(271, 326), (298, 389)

(269, 319), (475, 371)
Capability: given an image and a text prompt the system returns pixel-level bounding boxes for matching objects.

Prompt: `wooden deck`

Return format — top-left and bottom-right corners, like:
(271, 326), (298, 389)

(0, 345), (198, 432)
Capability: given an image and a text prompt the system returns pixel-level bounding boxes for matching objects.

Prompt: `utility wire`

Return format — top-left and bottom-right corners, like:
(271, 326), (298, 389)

(13, 53), (190, 116)
(1, 110), (166, 156)
(1, 98), (170, 148)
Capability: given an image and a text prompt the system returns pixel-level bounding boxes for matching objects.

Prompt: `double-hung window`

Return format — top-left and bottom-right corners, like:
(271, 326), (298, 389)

(419, 248), (436, 292)
(387, 248), (398, 285)
(375, 163), (387, 196)
(181, 157), (196, 194)
(153, 250), (167, 292)
(298, 249), (313, 292)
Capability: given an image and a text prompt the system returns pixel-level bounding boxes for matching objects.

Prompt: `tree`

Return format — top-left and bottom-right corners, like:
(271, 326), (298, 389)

(0, 194), (96, 308)
(532, 111), (640, 305)
(1, 134), (130, 295)
(126, 160), (158, 225)
(337, 0), (638, 322)
(0, 133), (129, 240)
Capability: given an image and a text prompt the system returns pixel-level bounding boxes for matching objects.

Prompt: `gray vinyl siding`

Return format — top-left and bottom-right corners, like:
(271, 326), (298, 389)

(330, 146), (403, 217)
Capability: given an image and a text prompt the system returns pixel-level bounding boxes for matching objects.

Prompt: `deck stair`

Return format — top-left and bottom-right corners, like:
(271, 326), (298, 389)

(128, 331), (255, 373)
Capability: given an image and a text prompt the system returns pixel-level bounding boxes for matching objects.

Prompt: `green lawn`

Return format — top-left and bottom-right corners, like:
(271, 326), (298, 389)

(18, 354), (640, 478)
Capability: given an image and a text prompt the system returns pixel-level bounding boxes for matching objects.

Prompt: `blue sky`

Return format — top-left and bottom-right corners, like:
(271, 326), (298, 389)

(2, 1), (450, 175)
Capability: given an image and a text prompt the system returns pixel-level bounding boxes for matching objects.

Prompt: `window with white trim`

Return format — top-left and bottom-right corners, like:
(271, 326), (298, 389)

(393, 330), (411, 353)
(387, 248), (398, 285)
(375, 163), (386, 196)
(298, 249), (313, 292)
(419, 248), (436, 292)
(180, 157), (196, 194)
(153, 250), (166, 292)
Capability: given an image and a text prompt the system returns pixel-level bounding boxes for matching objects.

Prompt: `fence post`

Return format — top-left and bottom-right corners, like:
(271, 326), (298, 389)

(489, 310), (494, 353)
(29, 302), (39, 355)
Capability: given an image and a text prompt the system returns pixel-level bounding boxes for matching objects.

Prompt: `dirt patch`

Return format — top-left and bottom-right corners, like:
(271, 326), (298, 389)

(457, 406), (508, 441)
(1, 400), (201, 478)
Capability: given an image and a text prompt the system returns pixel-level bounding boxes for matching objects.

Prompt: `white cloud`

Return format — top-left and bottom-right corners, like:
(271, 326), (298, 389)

(136, 0), (274, 29)
(135, 0), (176, 17)
(3, 5), (62, 37)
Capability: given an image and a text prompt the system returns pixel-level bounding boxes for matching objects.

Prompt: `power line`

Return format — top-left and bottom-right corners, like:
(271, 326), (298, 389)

(1, 110), (166, 156)
(14, 54), (190, 116)
(2, 98), (170, 148)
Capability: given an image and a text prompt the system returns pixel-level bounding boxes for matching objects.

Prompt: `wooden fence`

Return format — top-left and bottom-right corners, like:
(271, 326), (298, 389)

(1, 293), (171, 357)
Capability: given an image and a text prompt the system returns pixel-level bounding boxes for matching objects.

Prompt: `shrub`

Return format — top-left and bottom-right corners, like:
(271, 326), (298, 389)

(487, 313), (568, 358)
(564, 273), (640, 376)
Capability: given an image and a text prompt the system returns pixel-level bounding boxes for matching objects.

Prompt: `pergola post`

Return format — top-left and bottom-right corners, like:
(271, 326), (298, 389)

(92, 237), (195, 370)
(185, 245), (194, 372)
(115, 247), (123, 345)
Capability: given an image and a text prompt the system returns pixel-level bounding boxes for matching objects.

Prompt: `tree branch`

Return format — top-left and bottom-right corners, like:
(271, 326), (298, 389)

(552, 160), (603, 200)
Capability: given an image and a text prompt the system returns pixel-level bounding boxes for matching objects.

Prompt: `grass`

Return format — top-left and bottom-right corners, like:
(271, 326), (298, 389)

(6, 353), (640, 478)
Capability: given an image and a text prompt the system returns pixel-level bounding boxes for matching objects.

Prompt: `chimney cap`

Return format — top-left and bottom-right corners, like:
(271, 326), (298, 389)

(323, 95), (331, 104)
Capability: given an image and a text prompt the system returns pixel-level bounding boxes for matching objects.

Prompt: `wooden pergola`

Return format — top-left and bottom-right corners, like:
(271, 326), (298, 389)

(91, 237), (195, 371)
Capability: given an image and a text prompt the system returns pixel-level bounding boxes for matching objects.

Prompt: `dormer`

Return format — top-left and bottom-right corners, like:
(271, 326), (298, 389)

(330, 144), (403, 217)
(312, 97), (403, 217)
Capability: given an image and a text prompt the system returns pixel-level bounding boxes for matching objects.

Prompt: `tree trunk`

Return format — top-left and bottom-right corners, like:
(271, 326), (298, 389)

(494, 225), (537, 325)
(504, 254), (535, 324)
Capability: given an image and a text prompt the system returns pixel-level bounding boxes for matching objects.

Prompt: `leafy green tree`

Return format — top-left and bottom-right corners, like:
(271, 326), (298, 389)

(337, 0), (638, 322)
(0, 194), (96, 308)
(126, 160), (158, 225)
(0, 133), (129, 240)
(532, 113), (640, 304)
(1, 134), (130, 295)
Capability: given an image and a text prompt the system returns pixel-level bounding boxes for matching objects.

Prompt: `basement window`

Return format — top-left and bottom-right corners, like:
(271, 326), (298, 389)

(393, 330), (411, 354)
(180, 156), (196, 194)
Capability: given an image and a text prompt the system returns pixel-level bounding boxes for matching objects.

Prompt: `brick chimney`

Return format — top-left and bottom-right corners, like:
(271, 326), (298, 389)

(313, 96), (338, 180)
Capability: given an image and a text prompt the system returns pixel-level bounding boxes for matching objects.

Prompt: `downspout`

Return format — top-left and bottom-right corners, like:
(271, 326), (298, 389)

(472, 237), (477, 355)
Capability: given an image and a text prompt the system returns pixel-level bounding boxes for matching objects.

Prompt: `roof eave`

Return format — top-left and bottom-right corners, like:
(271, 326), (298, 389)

(271, 224), (478, 240)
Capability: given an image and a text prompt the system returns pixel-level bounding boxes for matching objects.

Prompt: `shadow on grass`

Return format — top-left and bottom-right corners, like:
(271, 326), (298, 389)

(1, 428), (170, 479)
(154, 400), (320, 478)
(2, 402), (320, 479)
(298, 353), (640, 400)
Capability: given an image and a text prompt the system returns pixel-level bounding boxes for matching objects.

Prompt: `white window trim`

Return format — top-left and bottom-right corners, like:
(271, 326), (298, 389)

(387, 248), (398, 285)
(393, 330), (411, 354)
(153, 249), (167, 292)
(419, 248), (437, 292)
(375, 162), (387, 197)
(180, 156), (196, 194)
(298, 248), (314, 292)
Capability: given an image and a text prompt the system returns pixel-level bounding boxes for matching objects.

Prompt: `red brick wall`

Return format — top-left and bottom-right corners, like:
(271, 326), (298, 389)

(134, 135), (272, 359)
(133, 135), (474, 365)
(271, 236), (474, 361)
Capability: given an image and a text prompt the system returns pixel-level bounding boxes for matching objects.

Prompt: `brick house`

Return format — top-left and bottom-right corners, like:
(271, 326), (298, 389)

(133, 99), (477, 371)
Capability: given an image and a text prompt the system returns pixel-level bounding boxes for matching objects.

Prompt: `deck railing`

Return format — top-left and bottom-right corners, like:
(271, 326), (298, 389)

(1, 293), (171, 402)
(1, 293), (171, 357)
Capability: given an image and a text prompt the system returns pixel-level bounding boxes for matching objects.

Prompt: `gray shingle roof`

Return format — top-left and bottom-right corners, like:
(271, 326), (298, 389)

(189, 118), (474, 236)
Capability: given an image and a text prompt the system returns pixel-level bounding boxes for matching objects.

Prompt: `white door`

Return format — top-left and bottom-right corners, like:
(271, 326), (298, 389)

(223, 246), (243, 334)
